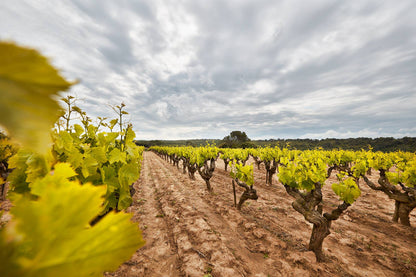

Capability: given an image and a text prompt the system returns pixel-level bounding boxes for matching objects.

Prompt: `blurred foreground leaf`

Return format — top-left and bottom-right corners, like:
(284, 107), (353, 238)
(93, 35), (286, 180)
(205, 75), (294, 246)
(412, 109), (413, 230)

(0, 42), (73, 153)
(0, 163), (145, 277)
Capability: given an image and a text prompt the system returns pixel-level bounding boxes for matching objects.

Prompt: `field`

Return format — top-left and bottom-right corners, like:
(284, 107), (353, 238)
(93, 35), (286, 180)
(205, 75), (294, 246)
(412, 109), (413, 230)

(106, 151), (416, 277)
(2, 9), (416, 277)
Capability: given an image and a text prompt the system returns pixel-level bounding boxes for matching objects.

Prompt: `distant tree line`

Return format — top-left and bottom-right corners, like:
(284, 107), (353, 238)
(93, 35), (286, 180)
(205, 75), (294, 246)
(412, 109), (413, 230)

(254, 137), (416, 152)
(135, 132), (416, 152)
(135, 139), (218, 148)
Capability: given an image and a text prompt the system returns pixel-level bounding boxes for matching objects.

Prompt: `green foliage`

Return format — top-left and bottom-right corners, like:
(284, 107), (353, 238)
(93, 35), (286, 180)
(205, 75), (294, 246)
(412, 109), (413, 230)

(368, 152), (394, 171)
(109, 148), (126, 164)
(0, 135), (17, 187)
(351, 157), (369, 178)
(118, 163), (140, 209)
(154, 145), (415, 208)
(0, 163), (145, 277)
(278, 151), (327, 191)
(219, 148), (250, 165)
(51, 122), (143, 212)
(0, 42), (145, 277)
(0, 42), (73, 153)
(196, 145), (218, 167)
(332, 177), (361, 204)
(386, 159), (416, 188)
(7, 150), (51, 194)
(0, 135), (17, 164)
(151, 145), (219, 169)
(39, 102), (144, 212)
(258, 147), (279, 162)
(229, 161), (254, 186)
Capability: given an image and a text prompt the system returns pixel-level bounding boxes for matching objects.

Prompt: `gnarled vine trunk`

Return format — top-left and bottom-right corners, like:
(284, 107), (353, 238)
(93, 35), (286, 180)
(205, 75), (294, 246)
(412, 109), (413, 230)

(187, 163), (198, 179)
(285, 183), (350, 262)
(0, 162), (10, 201)
(198, 159), (216, 191)
(174, 156), (180, 169)
(0, 182), (8, 201)
(233, 179), (258, 210)
(308, 219), (330, 262)
(392, 201), (416, 226)
(253, 156), (262, 170)
(223, 158), (230, 171)
(181, 158), (187, 174)
(264, 160), (277, 185)
(363, 171), (416, 227)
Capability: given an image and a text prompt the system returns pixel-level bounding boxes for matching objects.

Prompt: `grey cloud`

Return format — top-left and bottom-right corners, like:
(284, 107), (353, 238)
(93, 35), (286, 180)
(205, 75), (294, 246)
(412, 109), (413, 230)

(0, 0), (415, 139)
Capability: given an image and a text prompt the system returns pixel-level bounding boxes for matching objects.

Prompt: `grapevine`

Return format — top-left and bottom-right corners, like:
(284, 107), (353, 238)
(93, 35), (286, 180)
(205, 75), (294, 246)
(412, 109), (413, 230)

(0, 42), (144, 276)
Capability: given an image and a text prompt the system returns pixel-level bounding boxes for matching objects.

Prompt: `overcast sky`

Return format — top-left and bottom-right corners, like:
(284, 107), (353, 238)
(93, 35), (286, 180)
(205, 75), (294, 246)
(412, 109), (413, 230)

(1, 0), (415, 140)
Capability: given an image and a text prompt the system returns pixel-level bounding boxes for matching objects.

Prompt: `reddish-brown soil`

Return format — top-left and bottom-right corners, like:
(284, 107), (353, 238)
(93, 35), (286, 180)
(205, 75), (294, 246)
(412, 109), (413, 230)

(105, 151), (416, 277)
(1, 151), (414, 276)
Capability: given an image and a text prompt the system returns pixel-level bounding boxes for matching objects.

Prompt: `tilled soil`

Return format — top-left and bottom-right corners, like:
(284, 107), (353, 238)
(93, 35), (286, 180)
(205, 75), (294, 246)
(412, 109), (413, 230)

(107, 151), (416, 277)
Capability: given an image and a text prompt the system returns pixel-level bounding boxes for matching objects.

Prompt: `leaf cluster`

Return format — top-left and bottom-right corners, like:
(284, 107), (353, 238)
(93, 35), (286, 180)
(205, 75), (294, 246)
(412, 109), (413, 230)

(0, 41), (145, 277)
(229, 161), (254, 186)
(332, 177), (361, 204)
(0, 163), (144, 276)
(278, 152), (327, 191)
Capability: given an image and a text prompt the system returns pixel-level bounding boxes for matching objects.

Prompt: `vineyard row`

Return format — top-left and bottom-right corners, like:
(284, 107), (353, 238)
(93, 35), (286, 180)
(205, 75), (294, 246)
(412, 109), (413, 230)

(150, 145), (416, 262)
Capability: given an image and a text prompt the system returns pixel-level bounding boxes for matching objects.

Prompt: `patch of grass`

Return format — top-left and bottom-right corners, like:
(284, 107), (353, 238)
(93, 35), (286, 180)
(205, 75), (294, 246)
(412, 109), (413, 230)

(155, 214), (165, 218)
(204, 266), (213, 277)
(136, 198), (147, 205)
(366, 242), (372, 251)
(207, 229), (221, 236)
(263, 252), (269, 259)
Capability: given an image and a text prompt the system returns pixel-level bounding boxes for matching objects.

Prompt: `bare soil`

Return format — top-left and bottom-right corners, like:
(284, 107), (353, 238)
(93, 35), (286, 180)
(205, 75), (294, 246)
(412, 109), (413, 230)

(0, 149), (407, 277)
(106, 152), (416, 276)
(1, 151), (414, 276)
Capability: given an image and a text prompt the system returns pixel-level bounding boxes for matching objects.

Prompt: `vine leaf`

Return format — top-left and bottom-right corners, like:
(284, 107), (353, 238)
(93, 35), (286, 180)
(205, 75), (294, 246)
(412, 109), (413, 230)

(0, 42), (74, 153)
(0, 163), (145, 277)
(332, 177), (361, 204)
(108, 148), (126, 164)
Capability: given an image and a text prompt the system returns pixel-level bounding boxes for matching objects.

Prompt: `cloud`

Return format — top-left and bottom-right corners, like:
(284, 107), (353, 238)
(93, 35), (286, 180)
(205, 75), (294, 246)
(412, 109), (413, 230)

(0, 0), (415, 139)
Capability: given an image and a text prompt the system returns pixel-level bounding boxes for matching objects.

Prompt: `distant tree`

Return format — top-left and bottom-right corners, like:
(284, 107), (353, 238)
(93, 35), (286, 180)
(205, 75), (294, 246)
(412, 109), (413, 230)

(220, 131), (251, 148)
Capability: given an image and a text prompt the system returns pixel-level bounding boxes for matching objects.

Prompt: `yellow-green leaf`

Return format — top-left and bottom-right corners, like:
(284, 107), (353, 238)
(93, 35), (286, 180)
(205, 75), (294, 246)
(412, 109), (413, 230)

(0, 171), (144, 277)
(0, 42), (74, 153)
(53, 162), (77, 179)
(332, 177), (361, 204)
(108, 148), (125, 164)
(89, 147), (107, 164)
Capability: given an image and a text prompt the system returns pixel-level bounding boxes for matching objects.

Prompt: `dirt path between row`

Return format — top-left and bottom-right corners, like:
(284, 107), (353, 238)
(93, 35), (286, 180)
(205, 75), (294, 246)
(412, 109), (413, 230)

(108, 152), (416, 277)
